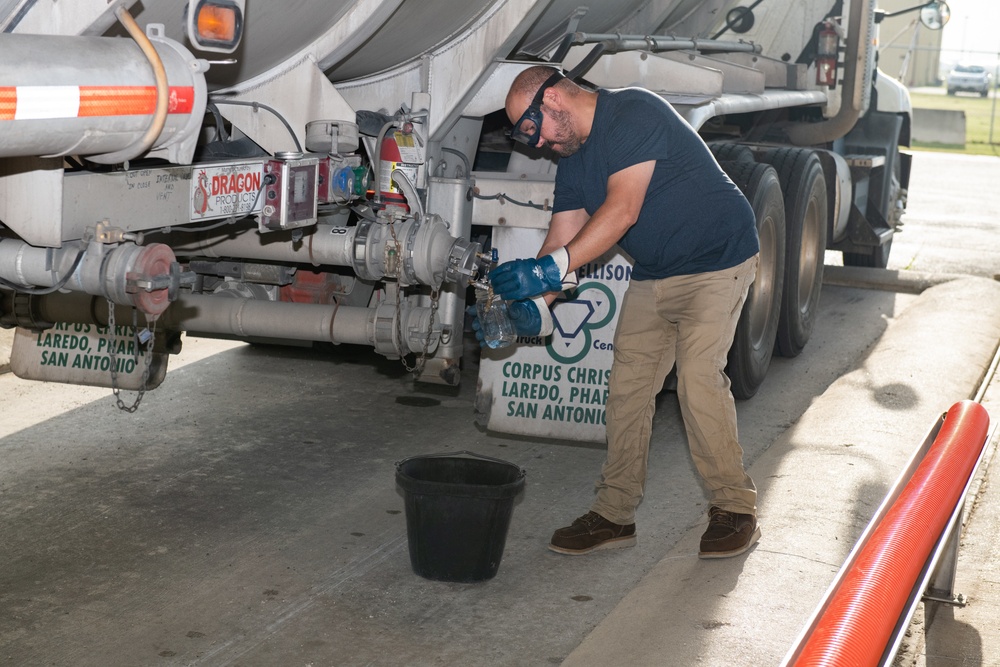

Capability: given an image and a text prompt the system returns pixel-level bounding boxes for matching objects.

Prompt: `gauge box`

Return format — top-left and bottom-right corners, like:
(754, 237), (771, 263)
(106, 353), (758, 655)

(260, 153), (319, 232)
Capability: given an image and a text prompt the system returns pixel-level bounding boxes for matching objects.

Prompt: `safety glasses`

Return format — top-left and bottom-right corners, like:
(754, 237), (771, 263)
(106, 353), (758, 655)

(509, 71), (565, 146)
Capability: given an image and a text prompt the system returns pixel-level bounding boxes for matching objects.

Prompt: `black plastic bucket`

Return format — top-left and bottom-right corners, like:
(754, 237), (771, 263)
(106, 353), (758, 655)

(395, 451), (525, 583)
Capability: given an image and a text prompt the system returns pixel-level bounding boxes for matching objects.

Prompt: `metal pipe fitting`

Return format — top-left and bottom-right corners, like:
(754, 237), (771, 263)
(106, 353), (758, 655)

(0, 237), (183, 317)
(7, 291), (441, 357)
(172, 217), (480, 289)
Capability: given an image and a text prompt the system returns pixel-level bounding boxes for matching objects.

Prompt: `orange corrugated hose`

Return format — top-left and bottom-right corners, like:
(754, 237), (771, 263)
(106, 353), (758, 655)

(794, 400), (990, 666)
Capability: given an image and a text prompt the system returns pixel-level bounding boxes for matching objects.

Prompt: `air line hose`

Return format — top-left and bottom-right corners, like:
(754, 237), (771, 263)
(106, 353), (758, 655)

(98, 3), (169, 164)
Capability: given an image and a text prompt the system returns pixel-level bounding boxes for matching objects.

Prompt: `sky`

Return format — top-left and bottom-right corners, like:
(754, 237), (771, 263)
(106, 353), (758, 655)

(939, 0), (1000, 63)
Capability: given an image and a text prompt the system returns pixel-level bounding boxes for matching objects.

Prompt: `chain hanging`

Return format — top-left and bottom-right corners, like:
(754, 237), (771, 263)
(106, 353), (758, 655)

(386, 220), (439, 377)
(106, 298), (157, 413)
(402, 287), (440, 377)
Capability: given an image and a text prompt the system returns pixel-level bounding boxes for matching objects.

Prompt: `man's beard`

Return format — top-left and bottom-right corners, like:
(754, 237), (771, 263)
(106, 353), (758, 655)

(548, 108), (582, 157)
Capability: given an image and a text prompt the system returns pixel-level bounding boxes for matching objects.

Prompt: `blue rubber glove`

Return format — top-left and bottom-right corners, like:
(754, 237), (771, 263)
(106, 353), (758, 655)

(468, 300), (551, 348)
(469, 305), (488, 347)
(490, 254), (564, 301)
(469, 305), (500, 348)
(506, 299), (543, 336)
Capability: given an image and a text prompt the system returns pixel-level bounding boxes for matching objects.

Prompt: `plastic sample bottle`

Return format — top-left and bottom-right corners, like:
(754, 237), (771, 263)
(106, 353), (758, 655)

(476, 289), (516, 349)
(475, 248), (516, 349)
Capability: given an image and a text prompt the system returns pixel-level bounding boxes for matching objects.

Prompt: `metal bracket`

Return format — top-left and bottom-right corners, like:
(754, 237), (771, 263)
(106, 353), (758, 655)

(125, 262), (196, 302)
(828, 202), (893, 254)
(95, 220), (144, 245)
(921, 593), (967, 608)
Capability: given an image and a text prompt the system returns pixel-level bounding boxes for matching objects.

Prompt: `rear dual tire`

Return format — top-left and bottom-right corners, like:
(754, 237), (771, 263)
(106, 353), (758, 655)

(721, 160), (785, 400)
(758, 148), (828, 358)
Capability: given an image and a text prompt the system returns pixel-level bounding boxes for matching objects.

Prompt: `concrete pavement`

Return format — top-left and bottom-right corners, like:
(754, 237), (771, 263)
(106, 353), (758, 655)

(562, 274), (1000, 666)
(0, 327), (11, 375)
(1, 271), (999, 666)
(916, 379), (1000, 666)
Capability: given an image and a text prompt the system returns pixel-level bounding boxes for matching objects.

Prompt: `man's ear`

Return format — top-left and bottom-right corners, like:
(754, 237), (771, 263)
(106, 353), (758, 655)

(542, 85), (564, 111)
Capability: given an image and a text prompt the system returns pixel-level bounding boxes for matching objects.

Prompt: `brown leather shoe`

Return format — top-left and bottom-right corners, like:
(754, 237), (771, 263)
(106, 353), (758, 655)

(549, 511), (637, 555)
(698, 506), (761, 559)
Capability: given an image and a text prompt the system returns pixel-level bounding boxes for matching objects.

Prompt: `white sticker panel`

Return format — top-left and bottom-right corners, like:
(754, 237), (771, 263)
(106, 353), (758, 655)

(190, 163), (265, 221)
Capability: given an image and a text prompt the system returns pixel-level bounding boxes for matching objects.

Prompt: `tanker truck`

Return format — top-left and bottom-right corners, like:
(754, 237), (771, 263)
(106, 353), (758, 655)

(0, 0), (949, 437)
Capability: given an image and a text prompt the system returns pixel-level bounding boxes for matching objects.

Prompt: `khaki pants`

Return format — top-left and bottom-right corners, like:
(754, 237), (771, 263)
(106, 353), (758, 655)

(592, 254), (759, 524)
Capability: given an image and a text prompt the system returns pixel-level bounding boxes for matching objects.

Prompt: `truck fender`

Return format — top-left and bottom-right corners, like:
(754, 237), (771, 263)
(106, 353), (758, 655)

(813, 149), (852, 245)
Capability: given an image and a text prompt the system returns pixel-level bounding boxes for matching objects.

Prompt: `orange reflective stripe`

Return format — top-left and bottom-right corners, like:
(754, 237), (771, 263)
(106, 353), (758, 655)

(78, 86), (153, 116)
(0, 87), (16, 120)
(78, 86), (195, 116)
(0, 86), (195, 119)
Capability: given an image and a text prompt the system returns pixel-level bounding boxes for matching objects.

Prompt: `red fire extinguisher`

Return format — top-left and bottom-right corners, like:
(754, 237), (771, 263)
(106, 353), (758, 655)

(378, 124), (421, 212)
(816, 21), (840, 88)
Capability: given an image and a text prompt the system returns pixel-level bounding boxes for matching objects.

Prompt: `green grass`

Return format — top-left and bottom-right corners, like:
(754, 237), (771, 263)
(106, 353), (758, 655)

(909, 88), (1000, 156)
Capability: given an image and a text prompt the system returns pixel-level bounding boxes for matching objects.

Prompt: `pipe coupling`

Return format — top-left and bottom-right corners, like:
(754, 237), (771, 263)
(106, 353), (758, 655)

(371, 302), (440, 358)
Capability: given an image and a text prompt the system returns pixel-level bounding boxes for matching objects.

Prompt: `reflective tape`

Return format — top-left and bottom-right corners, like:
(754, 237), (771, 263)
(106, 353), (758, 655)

(0, 85), (196, 120)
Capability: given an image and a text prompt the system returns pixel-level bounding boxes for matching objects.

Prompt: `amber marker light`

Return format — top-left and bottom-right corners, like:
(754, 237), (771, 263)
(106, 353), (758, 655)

(197, 5), (237, 42)
(186, 0), (245, 53)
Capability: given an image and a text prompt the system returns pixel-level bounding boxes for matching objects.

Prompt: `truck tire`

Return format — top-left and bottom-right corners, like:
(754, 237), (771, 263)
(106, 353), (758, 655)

(709, 142), (755, 165)
(759, 148), (828, 357)
(721, 161), (786, 399)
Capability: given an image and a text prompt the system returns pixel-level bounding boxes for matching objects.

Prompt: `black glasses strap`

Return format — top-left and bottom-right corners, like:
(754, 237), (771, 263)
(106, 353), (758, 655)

(531, 71), (566, 104)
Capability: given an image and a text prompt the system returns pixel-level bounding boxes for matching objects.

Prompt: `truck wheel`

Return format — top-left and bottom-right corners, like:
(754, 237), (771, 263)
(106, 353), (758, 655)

(721, 161), (786, 399)
(709, 142), (755, 165)
(759, 148), (828, 358)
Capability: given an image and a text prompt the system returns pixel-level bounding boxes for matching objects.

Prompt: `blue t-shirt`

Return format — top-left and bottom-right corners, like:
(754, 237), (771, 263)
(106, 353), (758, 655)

(551, 88), (758, 280)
